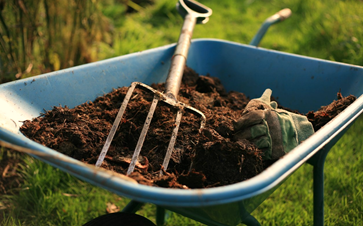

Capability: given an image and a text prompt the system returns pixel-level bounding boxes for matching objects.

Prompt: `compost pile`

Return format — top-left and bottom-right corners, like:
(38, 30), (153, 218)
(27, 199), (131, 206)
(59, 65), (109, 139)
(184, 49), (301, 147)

(20, 67), (356, 189)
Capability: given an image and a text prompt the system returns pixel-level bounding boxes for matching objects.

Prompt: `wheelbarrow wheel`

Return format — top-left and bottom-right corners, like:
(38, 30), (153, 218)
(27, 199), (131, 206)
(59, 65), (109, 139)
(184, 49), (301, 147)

(83, 212), (156, 226)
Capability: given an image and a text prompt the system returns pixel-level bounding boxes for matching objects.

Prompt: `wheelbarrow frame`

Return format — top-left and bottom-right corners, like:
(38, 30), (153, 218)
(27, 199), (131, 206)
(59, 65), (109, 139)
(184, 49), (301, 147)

(0, 39), (362, 226)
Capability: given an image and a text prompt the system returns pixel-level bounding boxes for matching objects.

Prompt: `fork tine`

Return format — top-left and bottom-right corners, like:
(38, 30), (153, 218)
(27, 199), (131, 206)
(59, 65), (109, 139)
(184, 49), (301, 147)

(127, 95), (159, 175)
(95, 82), (138, 168)
(98, 82), (207, 176)
(159, 108), (183, 176)
(185, 105), (206, 132)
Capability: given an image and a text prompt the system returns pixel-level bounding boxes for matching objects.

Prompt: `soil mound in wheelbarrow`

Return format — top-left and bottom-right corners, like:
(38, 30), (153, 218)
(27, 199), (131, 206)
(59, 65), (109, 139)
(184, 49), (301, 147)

(20, 67), (356, 189)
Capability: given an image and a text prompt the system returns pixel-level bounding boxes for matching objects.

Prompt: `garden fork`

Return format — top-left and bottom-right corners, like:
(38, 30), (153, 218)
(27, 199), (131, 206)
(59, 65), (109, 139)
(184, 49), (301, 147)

(96, 0), (211, 176)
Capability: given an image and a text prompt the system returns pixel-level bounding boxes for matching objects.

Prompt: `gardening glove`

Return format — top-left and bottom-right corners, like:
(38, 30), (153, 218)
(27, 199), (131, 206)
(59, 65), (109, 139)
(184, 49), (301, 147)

(233, 89), (314, 160)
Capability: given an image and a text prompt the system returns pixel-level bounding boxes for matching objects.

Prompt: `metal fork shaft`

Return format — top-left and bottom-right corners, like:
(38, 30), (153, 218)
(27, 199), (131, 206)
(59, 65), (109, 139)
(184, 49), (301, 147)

(164, 14), (196, 100)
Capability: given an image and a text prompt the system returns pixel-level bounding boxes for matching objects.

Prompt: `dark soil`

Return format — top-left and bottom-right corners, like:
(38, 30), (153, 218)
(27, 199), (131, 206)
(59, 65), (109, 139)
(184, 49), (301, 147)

(19, 66), (356, 189)
(306, 92), (357, 131)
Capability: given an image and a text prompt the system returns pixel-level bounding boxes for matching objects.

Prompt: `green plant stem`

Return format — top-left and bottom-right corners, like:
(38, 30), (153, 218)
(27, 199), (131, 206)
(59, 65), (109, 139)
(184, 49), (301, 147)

(43, 0), (52, 70)
(0, 12), (17, 66)
(26, 0), (41, 62)
(65, 0), (80, 68)
(0, 31), (7, 54)
(18, 2), (26, 72)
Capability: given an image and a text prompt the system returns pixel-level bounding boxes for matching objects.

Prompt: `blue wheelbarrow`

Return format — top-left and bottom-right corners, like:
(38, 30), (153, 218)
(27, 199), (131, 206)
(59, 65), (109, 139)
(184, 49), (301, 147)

(0, 2), (362, 226)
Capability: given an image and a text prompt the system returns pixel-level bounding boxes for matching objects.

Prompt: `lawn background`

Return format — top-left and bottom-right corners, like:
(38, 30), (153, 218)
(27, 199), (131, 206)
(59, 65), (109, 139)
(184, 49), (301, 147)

(0, 0), (362, 225)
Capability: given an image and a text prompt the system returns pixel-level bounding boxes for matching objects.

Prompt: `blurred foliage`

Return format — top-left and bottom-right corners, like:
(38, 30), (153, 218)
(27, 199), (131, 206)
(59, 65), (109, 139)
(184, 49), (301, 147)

(1, 0), (361, 83)
(0, 0), (113, 82)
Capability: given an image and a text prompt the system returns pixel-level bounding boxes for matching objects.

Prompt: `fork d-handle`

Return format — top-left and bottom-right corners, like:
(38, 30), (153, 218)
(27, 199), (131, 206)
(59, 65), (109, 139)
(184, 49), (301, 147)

(164, 0), (212, 101)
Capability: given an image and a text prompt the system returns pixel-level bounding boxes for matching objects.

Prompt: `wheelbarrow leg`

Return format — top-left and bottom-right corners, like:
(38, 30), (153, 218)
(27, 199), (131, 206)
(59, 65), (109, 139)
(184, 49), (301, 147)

(122, 200), (145, 213)
(156, 206), (165, 226)
(239, 202), (261, 226)
(312, 148), (330, 226)
(241, 215), (261, 226)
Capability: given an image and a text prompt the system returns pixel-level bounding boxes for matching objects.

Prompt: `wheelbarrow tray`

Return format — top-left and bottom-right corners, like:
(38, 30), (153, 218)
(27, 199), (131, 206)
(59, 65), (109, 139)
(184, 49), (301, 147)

(1, 39), (362, 225)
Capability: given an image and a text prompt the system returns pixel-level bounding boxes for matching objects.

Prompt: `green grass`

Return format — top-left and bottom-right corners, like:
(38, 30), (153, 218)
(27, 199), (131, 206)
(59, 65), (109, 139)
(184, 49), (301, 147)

(0, 155), (202, 225)
(98, 0), (363, 65)
(1, 0), (363, 225)
(253, 115), (363, 226)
